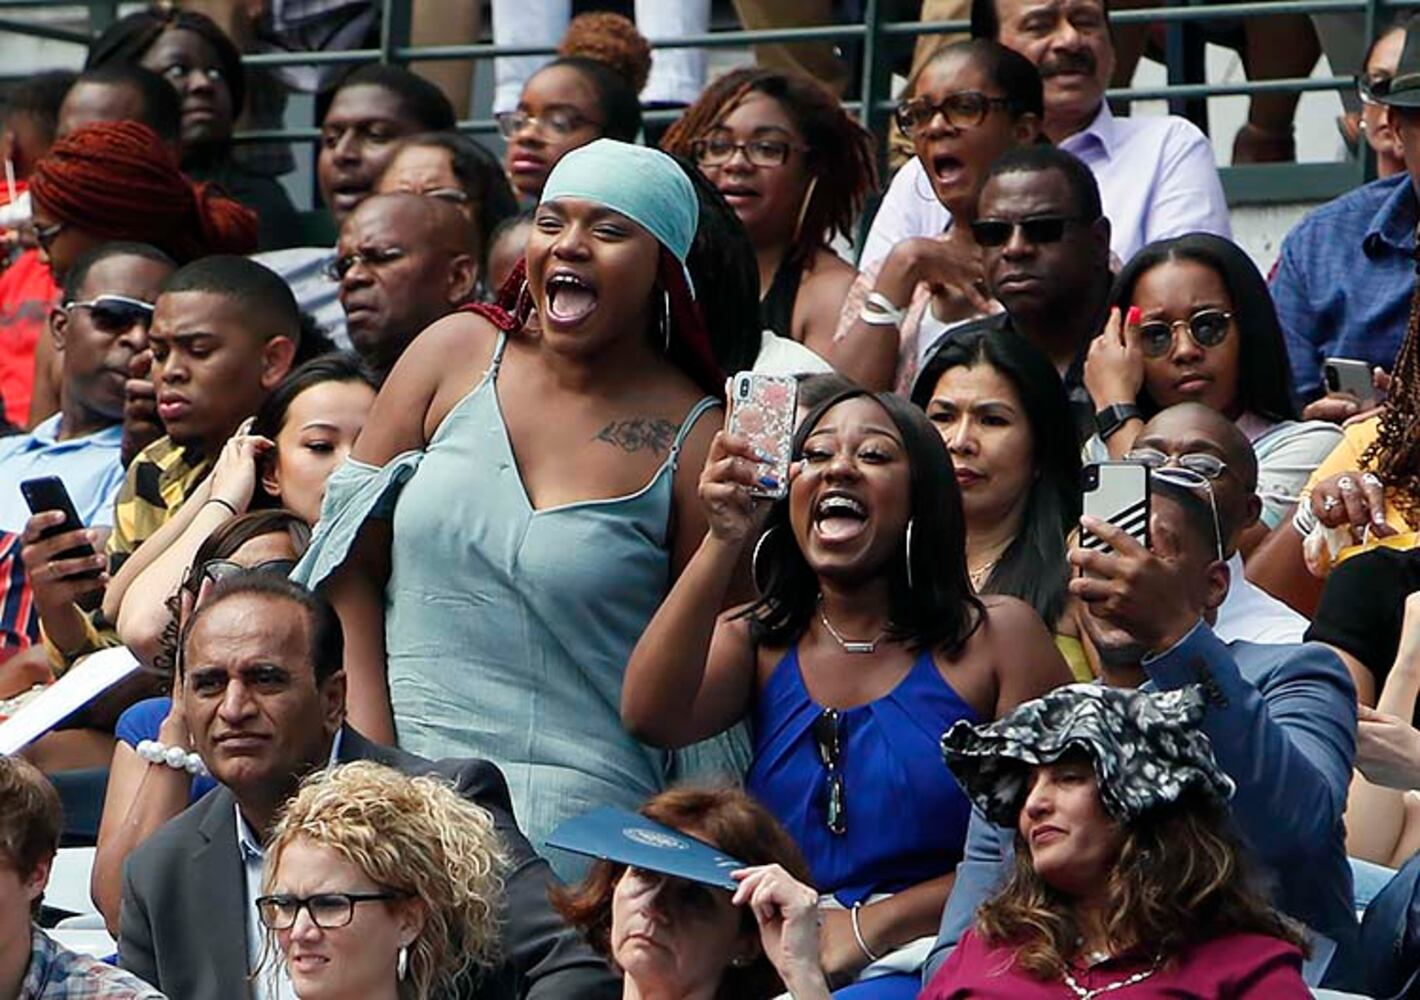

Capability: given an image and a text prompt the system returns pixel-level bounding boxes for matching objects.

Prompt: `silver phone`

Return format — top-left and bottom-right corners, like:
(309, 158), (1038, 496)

(1082, 461), (1150, 554)
(1323, 357), (1377, 407)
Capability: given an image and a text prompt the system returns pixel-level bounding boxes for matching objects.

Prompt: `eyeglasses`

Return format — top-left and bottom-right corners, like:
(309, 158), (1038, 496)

(969, 215), (1079, 248)
(256, 891), (404, 930)
(1150, 465), (1225, 562)
(1135, 308), (1233, 359)
(34, 221), (64, 252)
(812, 708), (846, 835)
(200, 558), (298, 587)
(1125, 446), (1228, 482)
(689, 136), (808, 168)
(325, 246), (408, 281)
(495, 108), (601, 139)
(1357, 71), (1391, 106)
(64, 294), (155, 334)
(894, 91), (1011, 137)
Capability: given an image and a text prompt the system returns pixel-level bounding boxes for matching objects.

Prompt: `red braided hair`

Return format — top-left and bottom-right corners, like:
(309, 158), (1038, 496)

(29, 120), (257, 262)
(462, 253), (724, 397)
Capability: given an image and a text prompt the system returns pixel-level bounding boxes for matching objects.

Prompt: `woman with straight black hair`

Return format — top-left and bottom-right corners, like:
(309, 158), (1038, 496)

(1085, 232), (1341, 534)
(623, 387), (1071, 998)
(911, 325), (1087, 680)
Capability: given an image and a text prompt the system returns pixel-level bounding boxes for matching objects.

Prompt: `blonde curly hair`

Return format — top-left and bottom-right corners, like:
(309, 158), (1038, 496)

(262, 762), (507, 999)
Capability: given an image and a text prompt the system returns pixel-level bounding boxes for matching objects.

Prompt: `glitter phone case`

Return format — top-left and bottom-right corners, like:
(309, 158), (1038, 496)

(726, 372), (798, 500)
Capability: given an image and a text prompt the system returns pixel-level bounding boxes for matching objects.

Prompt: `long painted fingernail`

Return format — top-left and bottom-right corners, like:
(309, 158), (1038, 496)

(1126, 306), (1141, 326)
(759, 475), (780, 489)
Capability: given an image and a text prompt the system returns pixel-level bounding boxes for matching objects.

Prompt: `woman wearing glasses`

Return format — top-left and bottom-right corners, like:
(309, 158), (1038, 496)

(1084, 233), (1340, 550)
(109, 354), (377, 669)
(257, 761), (505, 1000)
(91, 509), (311, 932)
(661, 68), (877, 357)
(910, 326), (1089, 681)
(622, 388), (1071, 998)
(831, 40), (1043, 392)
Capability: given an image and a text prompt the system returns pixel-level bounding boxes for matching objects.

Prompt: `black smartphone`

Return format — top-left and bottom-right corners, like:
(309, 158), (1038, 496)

(20, 476), (103, 607)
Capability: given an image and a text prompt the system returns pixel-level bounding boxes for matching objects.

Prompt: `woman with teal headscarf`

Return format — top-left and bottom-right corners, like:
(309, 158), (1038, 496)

(292, 140), (752, 863)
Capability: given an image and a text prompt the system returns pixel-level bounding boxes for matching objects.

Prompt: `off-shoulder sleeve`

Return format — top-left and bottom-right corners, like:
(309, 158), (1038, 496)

(290, 451), (424, 591)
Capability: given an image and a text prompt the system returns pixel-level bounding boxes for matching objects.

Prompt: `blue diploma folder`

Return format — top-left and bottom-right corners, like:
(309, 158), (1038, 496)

(546, 807), (747, 890)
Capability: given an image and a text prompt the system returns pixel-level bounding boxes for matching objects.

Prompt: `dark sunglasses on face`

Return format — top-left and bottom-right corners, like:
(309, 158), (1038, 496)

(894, 90), (1010, 136)
(812, 708), (847, 835)
(34, 221), (64, 252)
(690, 136), (807, 168)
(200, 558), (298, 588)
(1135, 308), (1232, 358)
(256, 891), (404, 930)
(969, 215), (1078, 248)
(64, 294), (155, 333)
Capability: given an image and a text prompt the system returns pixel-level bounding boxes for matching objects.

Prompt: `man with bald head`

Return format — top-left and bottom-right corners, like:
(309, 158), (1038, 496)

(1128, 402), (1308, 645)
(335, 191), (476, 381)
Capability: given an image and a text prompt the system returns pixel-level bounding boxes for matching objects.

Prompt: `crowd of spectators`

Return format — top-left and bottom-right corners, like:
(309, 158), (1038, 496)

(4, 2), (1420, 999)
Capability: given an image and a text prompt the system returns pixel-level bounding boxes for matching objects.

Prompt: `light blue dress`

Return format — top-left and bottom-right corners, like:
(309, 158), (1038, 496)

(293, 334), (747, 867)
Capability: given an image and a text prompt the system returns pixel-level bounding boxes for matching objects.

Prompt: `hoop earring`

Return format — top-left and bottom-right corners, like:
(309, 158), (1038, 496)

(904, 518), (915, 592)
(662, 290), (671, 353)
(397, 945), (409, 981)
(791, 176), (819, 247)
(751, 526), (775, 592)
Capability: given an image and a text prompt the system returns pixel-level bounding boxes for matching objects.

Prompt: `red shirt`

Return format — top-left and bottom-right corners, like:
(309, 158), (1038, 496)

(921, 927), (1309, 999)
(0, 248), (58, 427)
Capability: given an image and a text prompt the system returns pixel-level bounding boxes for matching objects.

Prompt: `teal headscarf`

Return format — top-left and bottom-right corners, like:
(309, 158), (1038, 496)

(539, 139), (698, 268)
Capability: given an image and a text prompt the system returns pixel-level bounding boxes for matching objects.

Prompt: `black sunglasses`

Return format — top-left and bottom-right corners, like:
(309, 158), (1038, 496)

(812, 708), (846, 835)
(1136, 309), (1232, 358)
(65, 294), (155, 334)
(201, 558), (297, 587)
(969, 215), (1079, 248)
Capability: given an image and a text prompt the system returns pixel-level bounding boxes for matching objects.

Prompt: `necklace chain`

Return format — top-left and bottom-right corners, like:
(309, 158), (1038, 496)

(968, 559), (998, 591)
(1060, 956), (1163, 1000)
(817, 599), (888, 654)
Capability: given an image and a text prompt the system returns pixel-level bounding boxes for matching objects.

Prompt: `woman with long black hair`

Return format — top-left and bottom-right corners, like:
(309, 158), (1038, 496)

(622, 387), (1070, 998)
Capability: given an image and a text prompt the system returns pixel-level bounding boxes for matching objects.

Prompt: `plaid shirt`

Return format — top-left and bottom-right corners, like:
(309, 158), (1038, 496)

(21, 927), (166, 999)
(0, 528), (38, 658)
(44, 436), (210, 673)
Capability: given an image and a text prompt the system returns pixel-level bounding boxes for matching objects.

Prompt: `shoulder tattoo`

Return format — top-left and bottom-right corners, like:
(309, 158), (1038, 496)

(594, 417), (678, 455)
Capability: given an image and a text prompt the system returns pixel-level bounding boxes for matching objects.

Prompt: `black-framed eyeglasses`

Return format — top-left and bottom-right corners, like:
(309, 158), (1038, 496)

(969, 215), (1079, 248)
(64, 294), (155, 334)
(34, 221), (64, 252)
(812, 708), (846, 835)
(1151, 465), (1226, 562)
(255, 891), (404, 930)
(1126, 447), (1228, 482)
(325, 246), (408, 281)
(894, 90), (1011, 137)
(690, 136), (808, 168)
(495, 108), (601, 139)
(1135, 308), (1232, 358)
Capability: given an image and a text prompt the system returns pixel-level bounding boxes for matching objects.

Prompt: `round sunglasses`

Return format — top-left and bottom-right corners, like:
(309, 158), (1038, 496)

(1135, 308), (1233, 358)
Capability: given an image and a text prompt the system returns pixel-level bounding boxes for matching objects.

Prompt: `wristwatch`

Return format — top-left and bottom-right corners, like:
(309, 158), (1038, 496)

(1095, 403), (1143, 442)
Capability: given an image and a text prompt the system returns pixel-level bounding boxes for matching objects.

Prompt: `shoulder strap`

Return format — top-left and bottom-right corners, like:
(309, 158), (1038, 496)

(669, 396), (722, 471)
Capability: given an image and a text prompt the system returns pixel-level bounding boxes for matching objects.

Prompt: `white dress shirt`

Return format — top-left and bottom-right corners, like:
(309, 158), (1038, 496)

(1214, 551), (1309, 646)
(859, 102), (1231, 269)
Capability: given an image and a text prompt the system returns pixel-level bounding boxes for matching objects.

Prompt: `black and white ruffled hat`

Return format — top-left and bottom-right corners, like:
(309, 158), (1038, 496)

(940, 683), (1236, 827)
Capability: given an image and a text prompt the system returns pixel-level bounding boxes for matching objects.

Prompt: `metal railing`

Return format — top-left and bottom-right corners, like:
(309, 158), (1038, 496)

(0, 0), (1413, 204)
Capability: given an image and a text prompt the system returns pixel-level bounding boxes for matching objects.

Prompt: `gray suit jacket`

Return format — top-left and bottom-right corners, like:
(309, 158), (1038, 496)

(118, 726), (618, 1000)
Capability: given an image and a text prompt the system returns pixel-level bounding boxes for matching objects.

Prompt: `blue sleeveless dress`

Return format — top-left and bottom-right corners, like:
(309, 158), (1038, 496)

(747, 645), (978, 999)
(293, 333), (748, 870)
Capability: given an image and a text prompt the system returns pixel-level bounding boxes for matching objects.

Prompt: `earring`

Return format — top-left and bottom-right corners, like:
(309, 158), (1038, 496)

(791, 176), (819, 247)
(751, 526), (776, 591)
(662, 290), (671, 353)
(397, 945), (408, 981)
(904, 518), (915, 592)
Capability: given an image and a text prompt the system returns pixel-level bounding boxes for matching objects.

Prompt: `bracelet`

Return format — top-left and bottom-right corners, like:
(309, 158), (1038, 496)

(135, 739), (208, 775)
(850, 902), (880, 963)
(205, 497), (239, 517)
(860, 291), (906, 329)
(1292, 498), (1318, 537)
(858, 305), (901, 328)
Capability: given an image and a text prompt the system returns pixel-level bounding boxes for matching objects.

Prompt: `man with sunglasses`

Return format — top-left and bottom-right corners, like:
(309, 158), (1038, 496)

(860, 0), (1229, 271)
(334, 192), (477, 381)
(119, 573), (617, 1000)
(923, 472), (1363, 992)
(0, 243), (171, 680)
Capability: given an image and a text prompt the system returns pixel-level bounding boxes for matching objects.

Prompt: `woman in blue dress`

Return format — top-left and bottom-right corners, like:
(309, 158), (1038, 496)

(623, 387), (1072, 998)
(292, 140), (761, 860)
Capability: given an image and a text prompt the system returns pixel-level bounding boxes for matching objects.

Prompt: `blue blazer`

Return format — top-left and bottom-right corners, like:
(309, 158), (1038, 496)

(1360, 849), (1420, 999)
(922, 622), (1362, 992)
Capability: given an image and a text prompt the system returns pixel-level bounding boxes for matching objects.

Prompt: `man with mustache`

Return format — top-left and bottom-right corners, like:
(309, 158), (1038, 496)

(860, 0), (1230, 268)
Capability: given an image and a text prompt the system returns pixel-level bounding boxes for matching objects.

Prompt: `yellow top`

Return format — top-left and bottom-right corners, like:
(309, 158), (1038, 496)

(1055, 633), (1094, 683)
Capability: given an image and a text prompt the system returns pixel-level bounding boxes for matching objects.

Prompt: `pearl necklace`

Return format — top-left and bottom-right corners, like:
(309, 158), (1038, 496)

(1060, 956), (1163, 999)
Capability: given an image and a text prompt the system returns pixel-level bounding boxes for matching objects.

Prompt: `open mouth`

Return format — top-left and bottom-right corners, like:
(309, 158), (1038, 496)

(813, 491), (869, 543)
(718, 183), (760, 204)
(930, 152), (966, 186)
(545, 272), (599, 325)
(329, 181), (369, 212)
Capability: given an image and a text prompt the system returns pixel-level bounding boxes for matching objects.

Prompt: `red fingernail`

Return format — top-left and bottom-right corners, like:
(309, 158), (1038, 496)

(1126, 306), (1141, 326)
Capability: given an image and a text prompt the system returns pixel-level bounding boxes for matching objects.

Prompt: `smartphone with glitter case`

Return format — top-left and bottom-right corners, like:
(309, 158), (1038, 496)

(726, 372), (798, 500)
